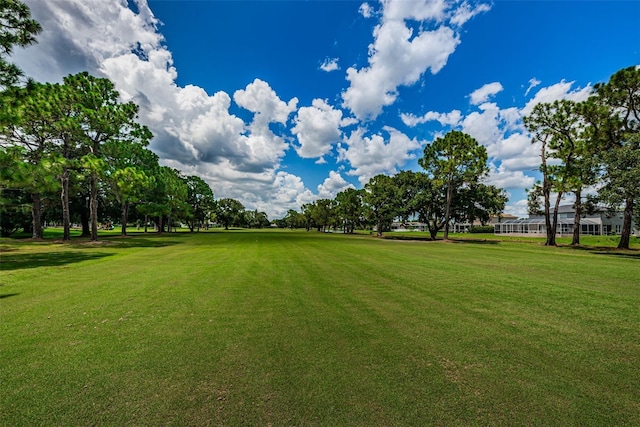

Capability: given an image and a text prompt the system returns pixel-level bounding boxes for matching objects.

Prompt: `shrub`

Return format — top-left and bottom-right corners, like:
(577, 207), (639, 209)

(469, 225), (494, 233)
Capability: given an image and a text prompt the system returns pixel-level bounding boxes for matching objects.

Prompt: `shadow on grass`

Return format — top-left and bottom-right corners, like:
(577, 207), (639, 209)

(450, 238), (499, 245)
(382, 234), (436, 242)
(381, 235), (500, 244)
(593, 251), (640, 260)
(66, 234), (183, 249)
(0, 251), (114, 271)
(563, 244), (640, 259)
(0, 293), (19, 299)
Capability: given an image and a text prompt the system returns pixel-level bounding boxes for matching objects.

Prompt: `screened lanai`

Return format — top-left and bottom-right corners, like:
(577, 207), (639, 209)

(494, 218), (604, 236)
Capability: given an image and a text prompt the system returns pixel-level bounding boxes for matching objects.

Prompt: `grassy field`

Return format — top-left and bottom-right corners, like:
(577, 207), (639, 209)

(1, 230), (639, 426)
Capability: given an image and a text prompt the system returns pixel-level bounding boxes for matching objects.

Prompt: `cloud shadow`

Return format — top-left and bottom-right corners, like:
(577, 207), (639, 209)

(0, 251), (114, 271)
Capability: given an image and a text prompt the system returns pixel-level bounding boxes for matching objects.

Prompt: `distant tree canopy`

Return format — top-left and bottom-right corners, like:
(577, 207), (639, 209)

(285, 131), (507, 239)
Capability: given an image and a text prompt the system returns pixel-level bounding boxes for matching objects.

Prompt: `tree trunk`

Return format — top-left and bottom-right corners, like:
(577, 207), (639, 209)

(60, 169), (71, 241)
(428, 225), (438, 240)
(157, 216), (163, 233)
(90, 174), (99, 241)
(571, 189), (582, 246)
(30, 193), (43, 239)
(144, 214), (148, 233)
(539, 135), (556, 246)
(443, 182), (453, 240)
(120, 202), (128, 236)
(376, 216), (383, 237)
(80, 203), (90, 237)
(547, 191), (563, 246)
(617, 196), (634, 250)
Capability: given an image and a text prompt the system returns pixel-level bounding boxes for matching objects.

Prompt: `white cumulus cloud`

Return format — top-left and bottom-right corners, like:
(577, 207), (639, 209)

(342, 0), (490, 121)
(469, 82), (503, 105)
(521, 80), (591, 116)
(504, 199), (530, 218)
(233, 78), (298, 126)
(292, 99), (344, 159)
(337, 126), (421, 184)
(317, 171), (355, 199)
(401, 109), (462, 127)
(486, 163), (535, 190)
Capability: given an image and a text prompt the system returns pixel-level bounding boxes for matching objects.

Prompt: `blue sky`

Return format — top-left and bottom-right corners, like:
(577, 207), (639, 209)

(12, 0), (640, 218)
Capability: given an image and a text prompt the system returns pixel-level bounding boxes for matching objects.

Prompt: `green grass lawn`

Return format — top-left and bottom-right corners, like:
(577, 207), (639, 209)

(1, 230), (639, 425)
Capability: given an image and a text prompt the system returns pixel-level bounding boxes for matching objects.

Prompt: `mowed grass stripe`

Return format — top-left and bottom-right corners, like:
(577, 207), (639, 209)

(1, 230), (639, 425)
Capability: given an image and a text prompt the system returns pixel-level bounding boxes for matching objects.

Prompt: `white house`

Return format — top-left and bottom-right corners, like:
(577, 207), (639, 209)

(494, 205), (634, 236)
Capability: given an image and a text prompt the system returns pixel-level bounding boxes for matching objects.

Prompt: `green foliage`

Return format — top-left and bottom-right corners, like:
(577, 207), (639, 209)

(279, 209), (305, 229)
(215, 197), (245, 229)
(589, 66), (640, 249)
(0, 188), (30, 236)
(364, 174), (399, 236)
(243, 209), (270, 229)
(468, 225), (494, 233)
(393, 170), (444, 239)
(419, 130), (489, 239)
(0, 0), (41, 87)
(183, 175), (215, 231)
(61, 72), (153, 240)
(456, 183), (508, 225)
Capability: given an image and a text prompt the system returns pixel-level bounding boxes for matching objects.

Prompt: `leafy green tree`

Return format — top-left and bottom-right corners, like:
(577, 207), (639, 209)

(215, 198), (244, 230)
(102, 140), (157, 235)
(300, 203), (316, 231)
(394, 170), (446, 240)
(0, 0), (41, 88)
(0, 83), (69, 238)
(586, 66), (640, 249)
(281, 209), (305, 229)
(310, 199), (335, 232)
(524, 100), (596, 245)
(393, 170), (421, 223)
(183, 175), (215, 232)
(364, 174), (400, 237)
(335, 188), (364, 233)
(65, 72), (151, 241)
(456, 183), (508, 227)
(0, 187), (30, 236)
(419, 130), (488, 240)
(0, 146), (31, 236)
(244, 209), (270, 229)
(162, 167), (188, 232)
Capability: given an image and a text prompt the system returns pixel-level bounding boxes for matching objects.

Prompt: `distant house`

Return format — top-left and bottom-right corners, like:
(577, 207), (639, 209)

(452, 214), (519, 233)
(391, 214), (519, 233)
(494, 205), (634, 236)
(390, 221), (427, 232)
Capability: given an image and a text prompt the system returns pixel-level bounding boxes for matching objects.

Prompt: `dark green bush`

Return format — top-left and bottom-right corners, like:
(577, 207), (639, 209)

(469, 225), (494, 233)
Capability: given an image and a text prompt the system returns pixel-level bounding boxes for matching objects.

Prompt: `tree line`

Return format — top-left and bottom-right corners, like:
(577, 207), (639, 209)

(0, 1), (267, 239)
(278, 130), (508, 240)
(524, 66), (639, 249)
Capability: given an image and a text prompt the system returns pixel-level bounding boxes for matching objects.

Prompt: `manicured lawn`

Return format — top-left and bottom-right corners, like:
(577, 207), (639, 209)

(1, 230), (639, 425)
